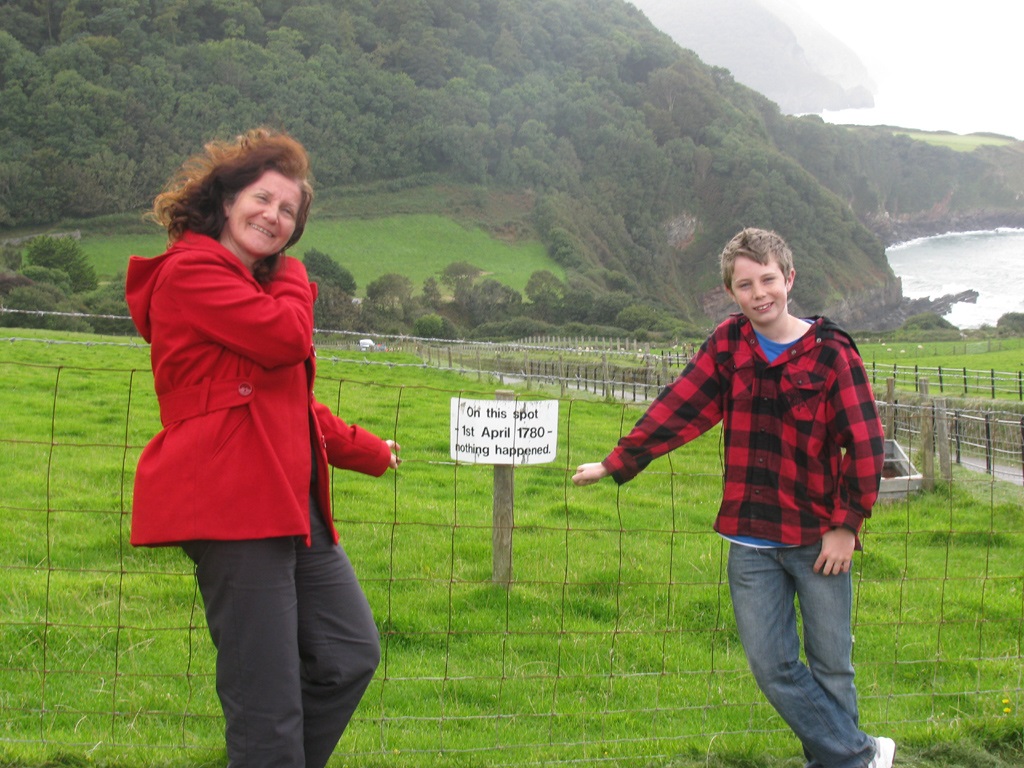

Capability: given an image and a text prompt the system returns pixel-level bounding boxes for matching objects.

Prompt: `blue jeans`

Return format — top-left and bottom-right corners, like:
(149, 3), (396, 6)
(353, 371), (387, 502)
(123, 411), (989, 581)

(728, 542), (875, 768)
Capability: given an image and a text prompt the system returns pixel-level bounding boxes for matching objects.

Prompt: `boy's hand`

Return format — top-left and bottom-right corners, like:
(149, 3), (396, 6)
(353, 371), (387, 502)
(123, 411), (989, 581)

(572, 462), (609, 486)
(814, 527), (856, 575)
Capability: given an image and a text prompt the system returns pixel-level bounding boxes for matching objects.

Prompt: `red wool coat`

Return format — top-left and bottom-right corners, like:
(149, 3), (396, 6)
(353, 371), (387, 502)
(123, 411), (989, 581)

(125, 231), (392, 547)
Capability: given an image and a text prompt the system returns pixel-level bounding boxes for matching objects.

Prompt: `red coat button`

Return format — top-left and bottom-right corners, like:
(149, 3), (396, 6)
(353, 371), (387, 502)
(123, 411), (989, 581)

(238, 383), (253, 396)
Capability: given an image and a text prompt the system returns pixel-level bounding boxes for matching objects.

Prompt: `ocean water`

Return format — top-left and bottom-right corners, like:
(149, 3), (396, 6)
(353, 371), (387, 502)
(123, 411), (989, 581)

(885, 228), (1024, 329)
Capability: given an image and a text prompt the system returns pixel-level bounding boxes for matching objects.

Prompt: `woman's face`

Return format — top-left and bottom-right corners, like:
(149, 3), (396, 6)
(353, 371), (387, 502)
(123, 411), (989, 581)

(219, 169), (303, 270)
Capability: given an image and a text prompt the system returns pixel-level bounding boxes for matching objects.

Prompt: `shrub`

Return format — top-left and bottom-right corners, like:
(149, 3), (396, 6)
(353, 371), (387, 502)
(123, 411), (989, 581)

(24, 236), (97, 293)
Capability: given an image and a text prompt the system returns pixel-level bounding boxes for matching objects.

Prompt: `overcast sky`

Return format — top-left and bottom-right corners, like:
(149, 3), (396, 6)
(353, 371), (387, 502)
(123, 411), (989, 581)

(783, 0), (1021, 139)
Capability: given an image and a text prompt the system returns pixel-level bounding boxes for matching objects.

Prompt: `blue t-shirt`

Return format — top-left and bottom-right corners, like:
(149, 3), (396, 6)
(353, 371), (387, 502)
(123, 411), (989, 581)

(754, 329), (793, 364)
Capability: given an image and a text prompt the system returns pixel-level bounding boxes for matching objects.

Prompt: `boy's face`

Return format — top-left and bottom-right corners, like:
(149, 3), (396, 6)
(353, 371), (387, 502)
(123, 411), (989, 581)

(725, 255), (795, 332)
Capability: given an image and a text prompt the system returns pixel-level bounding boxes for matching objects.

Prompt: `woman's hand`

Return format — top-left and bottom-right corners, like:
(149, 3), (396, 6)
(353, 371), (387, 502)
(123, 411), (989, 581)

(572, 462), (609, 486)
(386, 439), (401, 469)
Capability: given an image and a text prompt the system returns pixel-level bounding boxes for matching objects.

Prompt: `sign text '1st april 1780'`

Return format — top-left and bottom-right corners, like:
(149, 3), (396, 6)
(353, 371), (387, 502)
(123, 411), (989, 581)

(450, 398), (559, 465)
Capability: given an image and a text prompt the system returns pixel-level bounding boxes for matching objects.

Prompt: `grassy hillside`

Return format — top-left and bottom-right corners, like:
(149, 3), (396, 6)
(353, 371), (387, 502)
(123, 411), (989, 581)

(5, 0), (1024, 333)
(300, 217), (557, 297)
(81, 214), (560, 300)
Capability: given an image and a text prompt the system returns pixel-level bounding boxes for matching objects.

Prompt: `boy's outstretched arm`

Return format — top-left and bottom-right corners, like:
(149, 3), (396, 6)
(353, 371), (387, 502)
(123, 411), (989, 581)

(572, 462), (610, 486)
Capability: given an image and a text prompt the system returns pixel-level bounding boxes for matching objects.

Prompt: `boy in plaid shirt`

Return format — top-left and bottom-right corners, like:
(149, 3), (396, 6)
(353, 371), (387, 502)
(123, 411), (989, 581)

(573, 228), (895, 768)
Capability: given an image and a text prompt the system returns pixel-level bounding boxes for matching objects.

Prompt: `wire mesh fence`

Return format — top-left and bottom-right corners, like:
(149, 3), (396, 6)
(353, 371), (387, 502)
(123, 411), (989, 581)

(1, 335), (1022, 766)
(868, 359), (1024, 401)
(407, 336), (1024, 405)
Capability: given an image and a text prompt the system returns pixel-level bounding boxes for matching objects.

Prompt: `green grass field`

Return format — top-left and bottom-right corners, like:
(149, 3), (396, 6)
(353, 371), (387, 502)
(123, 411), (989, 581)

(1, 330), (1022, 767)
(79, 213), (560, 299)
(858, 337), (1024, 369)
(856, 338), (1024, 405)
(892, 130), (1020, 152)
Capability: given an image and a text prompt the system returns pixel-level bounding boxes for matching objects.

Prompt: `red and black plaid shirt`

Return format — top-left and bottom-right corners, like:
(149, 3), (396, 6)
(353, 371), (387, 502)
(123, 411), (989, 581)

(603, 315), (884, 546)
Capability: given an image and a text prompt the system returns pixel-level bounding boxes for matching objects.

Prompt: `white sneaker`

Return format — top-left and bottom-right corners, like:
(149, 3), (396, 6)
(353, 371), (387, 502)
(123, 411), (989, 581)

(867, 736), (896, 768)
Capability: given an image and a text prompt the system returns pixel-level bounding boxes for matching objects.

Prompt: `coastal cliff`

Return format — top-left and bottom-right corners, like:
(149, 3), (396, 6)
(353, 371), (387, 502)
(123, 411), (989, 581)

(799, 208), (1022, 330)
(702, 275), (981, 333)
(867, 209), (1024, 247)
(824, 281), (980, 332)
(830, 202), (1024, 330)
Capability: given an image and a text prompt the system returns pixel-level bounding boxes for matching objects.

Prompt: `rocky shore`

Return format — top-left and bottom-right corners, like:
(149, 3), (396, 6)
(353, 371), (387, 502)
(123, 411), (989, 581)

(867, 209), (1024, 247)
(822, 209), (1024, 330)
(827, 286), (982, 332)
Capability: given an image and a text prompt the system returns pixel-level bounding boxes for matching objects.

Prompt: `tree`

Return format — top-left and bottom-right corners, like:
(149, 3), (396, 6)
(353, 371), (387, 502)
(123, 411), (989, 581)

(58, 0), (87, 42)
(461, 278), (522, 326)
(412, 312), (456, 339)
(81, 275), (134, 334)
(588, 290), (632, 325)
(365, 272), (413, 317)
(311, 282), (361, 332)
(558, 286), (595, 323)
(524, 269), (564, 321)
(546, 227), (584, 268)
(23, 236), (97, 292)
(421, 276), (442, 309)
(279, 4), (357, 56)
(0, 272), (33, 297)
(65, 149), (142, 216)
(616, 303), (661, 332)
(303, 248), (356, 294)
(0, 283), (91, 332)
(21, 264), (73, 294)
(997, 312), (1024, 336)
(0, 244), (23, 270)
(439, 261), (482, 292)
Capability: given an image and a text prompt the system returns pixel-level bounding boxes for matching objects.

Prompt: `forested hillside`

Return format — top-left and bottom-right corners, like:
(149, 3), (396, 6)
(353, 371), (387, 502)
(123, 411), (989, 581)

(2, 0), (1023, 334)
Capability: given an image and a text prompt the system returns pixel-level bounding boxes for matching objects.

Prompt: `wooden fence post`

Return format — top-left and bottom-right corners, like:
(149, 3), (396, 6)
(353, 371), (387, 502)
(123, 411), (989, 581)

(984, 414), (993, 474)
(919, 378), (934, 491)
(935, 397), (951, 484)
(492, 390), (515, 587)
(1020, 418), (1024, 484)
(885, 378), (896, 439)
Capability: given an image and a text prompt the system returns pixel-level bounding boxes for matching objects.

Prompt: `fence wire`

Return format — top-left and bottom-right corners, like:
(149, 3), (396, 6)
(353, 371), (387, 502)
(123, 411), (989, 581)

(1, 339), (1022, 766)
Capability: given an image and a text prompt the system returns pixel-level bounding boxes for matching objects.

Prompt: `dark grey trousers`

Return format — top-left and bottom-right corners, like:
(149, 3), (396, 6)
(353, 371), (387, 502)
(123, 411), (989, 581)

(182, 497), (380, 768)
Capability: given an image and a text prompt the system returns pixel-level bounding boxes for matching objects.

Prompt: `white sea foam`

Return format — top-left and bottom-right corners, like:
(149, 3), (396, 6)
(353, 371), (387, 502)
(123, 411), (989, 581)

(885, 229), (1024, 329)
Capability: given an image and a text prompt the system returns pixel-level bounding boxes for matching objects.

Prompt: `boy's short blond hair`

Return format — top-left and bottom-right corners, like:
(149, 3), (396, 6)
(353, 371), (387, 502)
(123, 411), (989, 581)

(719, 228), (794, 288)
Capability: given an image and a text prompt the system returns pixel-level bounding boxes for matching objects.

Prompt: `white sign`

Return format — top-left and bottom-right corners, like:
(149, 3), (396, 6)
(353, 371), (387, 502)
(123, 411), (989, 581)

(450, 398), (559, 465)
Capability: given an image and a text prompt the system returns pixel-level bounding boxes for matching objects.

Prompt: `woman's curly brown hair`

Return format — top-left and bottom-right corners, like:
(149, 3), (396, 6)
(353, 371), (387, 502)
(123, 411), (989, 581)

(148, 127), (314, 283)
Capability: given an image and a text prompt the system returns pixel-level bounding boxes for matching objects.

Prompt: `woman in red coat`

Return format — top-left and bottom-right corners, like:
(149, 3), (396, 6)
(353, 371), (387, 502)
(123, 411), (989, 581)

(126, 128), (399, 768)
